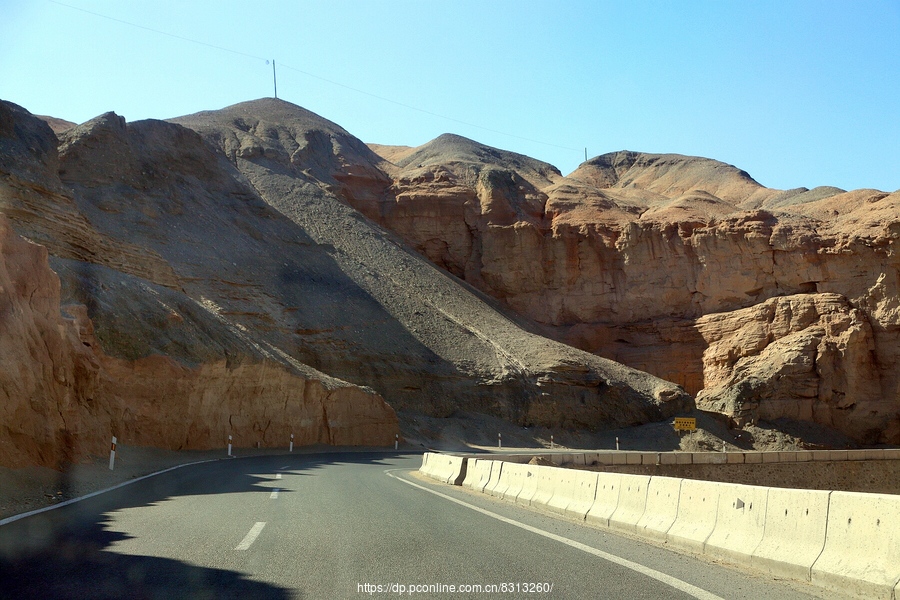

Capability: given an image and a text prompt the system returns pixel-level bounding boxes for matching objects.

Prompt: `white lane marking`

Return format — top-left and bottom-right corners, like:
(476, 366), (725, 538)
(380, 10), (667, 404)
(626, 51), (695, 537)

(385, 470), (724, 600)
(0, 459), (218, 527)
(280, 465), (290, 469)
(235, 522), (267, 550)
(275, 473), (282, 480)
(270, 488), (280, 499)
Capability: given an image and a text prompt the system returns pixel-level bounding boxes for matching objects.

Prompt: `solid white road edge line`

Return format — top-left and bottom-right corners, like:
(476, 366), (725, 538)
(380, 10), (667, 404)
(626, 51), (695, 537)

(270, 488), (280, 499)
(0, 459), (219, 527)
(235, 521), (267, 551)
(385, 470), (724, 600)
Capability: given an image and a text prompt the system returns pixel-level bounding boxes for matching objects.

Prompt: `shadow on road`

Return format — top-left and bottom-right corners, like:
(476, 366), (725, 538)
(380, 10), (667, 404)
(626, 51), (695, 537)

(0, 451), (412, 599)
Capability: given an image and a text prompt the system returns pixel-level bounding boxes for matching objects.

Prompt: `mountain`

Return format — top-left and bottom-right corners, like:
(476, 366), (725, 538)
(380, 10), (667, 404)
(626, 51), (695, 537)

(367, 136), (900, 444)
(0, 98), (689, 467)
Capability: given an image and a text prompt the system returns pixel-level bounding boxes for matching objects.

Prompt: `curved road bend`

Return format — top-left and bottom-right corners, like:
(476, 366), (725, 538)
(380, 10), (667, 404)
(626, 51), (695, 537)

(0, 453), (831, 599)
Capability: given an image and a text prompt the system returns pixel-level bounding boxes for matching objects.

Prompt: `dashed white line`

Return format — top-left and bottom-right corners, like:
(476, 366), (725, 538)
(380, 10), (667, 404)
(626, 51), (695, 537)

(275, 473), (282, 480)
(235, 521), (266, 550)
(270, 488), (280, 499)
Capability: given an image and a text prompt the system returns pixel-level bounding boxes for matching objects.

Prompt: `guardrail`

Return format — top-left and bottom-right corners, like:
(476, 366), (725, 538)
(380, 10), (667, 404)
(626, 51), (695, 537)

(419, 452), (900, 599)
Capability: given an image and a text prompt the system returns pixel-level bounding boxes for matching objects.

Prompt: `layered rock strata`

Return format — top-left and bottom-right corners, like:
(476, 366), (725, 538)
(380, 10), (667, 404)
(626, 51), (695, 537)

(0, 98), (690, 466)
(364, 141), (900, 443)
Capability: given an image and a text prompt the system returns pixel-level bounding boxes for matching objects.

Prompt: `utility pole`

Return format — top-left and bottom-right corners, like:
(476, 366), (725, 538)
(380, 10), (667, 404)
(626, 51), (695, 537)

(272, 59), (278, 99)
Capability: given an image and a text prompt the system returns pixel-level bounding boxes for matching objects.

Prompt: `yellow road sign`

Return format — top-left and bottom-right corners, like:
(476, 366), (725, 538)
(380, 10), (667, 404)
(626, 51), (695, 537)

(673, 417), (697, 431)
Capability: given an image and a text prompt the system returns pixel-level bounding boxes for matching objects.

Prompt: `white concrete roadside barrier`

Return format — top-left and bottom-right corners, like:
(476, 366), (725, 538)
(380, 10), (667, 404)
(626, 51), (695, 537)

(419, 452), (436, 478)
(636, 476), (682, 540)
(516, 464), (540, 506)
(545, 467), (579, 515)
(492, 461), (524, 500)
(462, 458), (494, 492)
(666, 479), (723, 553)
(529, 465), (558, 509)
(565, 471), (600, 520)
(509, 462), (534, 497)
(608, 474), (650, 532)
(811, 491), (900, 599)
(585, 472), (622, 527)
(419, 453), (468, 485)
(751, 487), (831, 581)
(483, 460), (506, 496)
(704, 482), (769, 565)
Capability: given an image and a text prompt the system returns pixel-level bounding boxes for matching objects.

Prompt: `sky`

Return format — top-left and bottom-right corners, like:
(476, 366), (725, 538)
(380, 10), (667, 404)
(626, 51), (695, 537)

(1, 0), (899, 192)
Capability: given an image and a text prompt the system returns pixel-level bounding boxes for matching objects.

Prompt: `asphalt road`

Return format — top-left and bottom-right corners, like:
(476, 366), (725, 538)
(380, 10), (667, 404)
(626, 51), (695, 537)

(0, 452), (833, 599)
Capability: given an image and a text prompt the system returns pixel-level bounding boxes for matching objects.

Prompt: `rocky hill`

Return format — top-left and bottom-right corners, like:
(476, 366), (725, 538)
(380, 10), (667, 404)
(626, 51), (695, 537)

(0, 98), (689, 467)
(365, 139), (900, 444)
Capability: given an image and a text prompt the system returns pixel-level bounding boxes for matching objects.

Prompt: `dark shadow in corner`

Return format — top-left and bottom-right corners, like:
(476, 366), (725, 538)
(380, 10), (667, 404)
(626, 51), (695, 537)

(0, 451), (409, 599)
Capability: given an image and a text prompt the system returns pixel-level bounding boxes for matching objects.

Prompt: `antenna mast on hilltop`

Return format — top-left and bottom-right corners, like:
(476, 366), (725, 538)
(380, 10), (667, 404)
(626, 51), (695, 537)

(272, 59), (278, 99)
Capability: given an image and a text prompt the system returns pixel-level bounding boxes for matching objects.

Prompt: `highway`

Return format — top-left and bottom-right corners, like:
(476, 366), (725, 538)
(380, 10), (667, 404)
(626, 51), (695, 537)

(0, 452), (832, 599)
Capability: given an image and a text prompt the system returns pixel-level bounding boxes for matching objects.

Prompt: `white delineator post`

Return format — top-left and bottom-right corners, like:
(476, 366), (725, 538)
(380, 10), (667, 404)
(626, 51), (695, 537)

(289, 434), (294, 453)
(227, 435), (232, 457)
(394, 434), (398, 450)
(550, 435), (554, 449)
(498, 433), (502, 449)
(616, 437), (620, 451)
(108, 436), (117, 470)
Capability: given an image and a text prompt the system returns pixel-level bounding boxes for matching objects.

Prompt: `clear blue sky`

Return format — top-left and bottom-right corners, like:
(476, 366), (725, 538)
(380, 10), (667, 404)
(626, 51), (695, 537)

(2, 0), (898, 192)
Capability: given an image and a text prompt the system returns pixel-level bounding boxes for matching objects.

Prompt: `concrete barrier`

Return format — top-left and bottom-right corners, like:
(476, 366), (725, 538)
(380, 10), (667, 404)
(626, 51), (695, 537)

(585, 472), (621, 527)
(419, 453), (467, 485)
(636, 476), (682, 540)
(811, 491), (900, 599)
(693, 452), (727, 464)
(490, 460), (515, 498)
(462, 458), (493, 492)
(483, 460), (506, 496)
(608, 474), (651, 533)
(658, 453), (678, 465)
(666, 479), (722, 553)
(565, 471), (600, 520)
(725, 452), (745, 464)
(529, 465), (558, 509)
(545, 467), (580, 515)
(751, 487), (830, 581)
(498, 462), (529, 502)
(550, 453), (574, 466)
(516, 464), (540, 506)
(704, 482), (769, 565)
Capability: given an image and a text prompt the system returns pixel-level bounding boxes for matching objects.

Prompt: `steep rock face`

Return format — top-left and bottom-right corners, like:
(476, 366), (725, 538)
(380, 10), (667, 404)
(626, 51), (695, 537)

(0, 212), (397, 468)
(366, 141), (900, 443)
(0, 103), (399, 468)
(0, 97), (691, 470)
(695, 294), (897, 442)
(0, 215), (97, 467)
(170, 99), (690, 428)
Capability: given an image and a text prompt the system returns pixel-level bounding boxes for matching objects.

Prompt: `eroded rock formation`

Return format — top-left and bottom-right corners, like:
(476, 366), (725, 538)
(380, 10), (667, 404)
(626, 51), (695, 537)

(365, 140), (900, 443)
(0, 98), (690, 467)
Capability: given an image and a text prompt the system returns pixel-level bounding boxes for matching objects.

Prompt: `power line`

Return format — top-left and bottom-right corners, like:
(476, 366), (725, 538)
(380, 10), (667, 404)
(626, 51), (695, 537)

(48, 0), (581, 154)
(48, 0), (268, 62)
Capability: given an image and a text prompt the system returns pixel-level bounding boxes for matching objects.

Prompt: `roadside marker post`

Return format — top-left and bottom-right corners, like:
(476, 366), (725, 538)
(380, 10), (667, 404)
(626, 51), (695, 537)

(227, 435), (232, 457)
(616, 437), (620, 451)
(108, 436), (117, 471)
(290, 434), (294, 453)
(550, 435), (554, 449)
(394, 434), (399, 450)
(498, 433), (502, 449)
